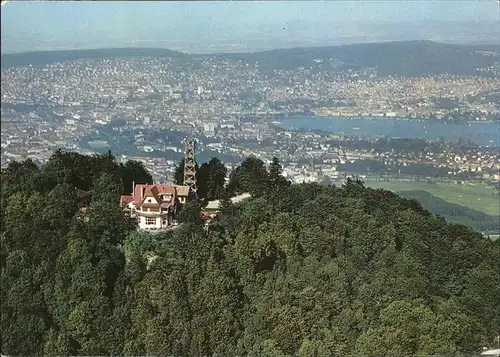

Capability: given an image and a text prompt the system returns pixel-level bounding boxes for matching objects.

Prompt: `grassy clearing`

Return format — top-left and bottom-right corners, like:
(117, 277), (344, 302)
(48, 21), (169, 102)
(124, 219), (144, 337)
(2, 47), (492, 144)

(364, 181), (499, 217)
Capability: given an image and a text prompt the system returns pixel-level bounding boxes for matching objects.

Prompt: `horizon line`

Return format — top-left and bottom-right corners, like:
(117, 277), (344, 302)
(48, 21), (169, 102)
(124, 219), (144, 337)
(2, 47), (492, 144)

(2, 39), (500, 57)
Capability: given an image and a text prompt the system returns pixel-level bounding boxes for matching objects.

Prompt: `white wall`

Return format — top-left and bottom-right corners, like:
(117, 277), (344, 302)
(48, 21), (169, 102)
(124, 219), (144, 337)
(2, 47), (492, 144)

(138, 215), (170, 230)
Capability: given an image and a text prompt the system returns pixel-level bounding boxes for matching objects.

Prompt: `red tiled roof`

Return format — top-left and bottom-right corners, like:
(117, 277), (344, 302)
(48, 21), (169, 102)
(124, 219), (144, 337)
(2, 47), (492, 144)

(132, 183), (183, 205)
(157, 185), (176, 194)
(200, 210), (217, 220)
(120, 195), (134, 205)
(134, 184), (145, 204)
(143, 185), (156, 198)
(140, 203), (161, 208)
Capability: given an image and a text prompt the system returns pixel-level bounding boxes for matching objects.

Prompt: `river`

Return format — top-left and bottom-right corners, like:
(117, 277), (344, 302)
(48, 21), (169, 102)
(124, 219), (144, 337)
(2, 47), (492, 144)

(275, 117), (500, 147)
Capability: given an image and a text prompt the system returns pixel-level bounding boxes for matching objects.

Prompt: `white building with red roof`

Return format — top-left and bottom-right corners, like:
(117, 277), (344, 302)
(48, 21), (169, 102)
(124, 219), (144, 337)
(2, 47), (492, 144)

(120, 183), (191, 230)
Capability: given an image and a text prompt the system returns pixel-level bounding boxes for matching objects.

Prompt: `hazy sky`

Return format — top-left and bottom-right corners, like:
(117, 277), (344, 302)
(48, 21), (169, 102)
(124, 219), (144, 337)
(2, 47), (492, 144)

(1, 1), (499, 54)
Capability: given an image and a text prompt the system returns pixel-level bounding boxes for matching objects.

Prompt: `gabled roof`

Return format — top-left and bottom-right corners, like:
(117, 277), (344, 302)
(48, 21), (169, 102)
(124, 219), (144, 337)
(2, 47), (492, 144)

(132, 183), (182, 206)
(144, 185), (158, 198)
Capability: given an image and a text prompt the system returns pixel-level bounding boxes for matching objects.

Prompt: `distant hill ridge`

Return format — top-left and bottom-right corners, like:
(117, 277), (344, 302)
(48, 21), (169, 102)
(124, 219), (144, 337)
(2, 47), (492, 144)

(0, 47), (187, 68)
(2, 40), (499, 76)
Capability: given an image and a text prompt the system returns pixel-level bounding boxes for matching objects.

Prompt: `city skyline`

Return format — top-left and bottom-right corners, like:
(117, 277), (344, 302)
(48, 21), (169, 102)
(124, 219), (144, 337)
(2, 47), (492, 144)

(1, 1), (499, 54)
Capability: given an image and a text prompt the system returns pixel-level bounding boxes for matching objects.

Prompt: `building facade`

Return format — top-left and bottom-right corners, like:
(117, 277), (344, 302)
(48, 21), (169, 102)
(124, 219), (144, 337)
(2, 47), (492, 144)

(120, 183), (190, 230)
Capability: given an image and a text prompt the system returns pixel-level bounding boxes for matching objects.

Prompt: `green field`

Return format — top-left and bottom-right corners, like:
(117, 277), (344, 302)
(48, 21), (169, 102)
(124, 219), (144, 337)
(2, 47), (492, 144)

(364, 181), (499, 217)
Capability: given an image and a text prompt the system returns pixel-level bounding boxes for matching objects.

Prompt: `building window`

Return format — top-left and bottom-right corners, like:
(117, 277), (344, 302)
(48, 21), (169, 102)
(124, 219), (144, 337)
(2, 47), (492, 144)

(146, 217), (156, 225)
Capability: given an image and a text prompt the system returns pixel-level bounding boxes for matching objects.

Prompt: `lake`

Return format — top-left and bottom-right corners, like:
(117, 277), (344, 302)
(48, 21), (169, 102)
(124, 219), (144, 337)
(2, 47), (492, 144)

(276, 117), (500, 147)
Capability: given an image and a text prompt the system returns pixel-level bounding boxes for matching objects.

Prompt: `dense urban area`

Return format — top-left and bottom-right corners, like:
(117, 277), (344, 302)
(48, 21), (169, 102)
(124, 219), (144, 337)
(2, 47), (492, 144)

(1, 42), (499, 186)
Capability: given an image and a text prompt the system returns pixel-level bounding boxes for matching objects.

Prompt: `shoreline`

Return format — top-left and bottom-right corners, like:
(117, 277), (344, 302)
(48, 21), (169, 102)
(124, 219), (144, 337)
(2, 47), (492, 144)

(263, 115), (498, 125)
(267, 115), (499, 147)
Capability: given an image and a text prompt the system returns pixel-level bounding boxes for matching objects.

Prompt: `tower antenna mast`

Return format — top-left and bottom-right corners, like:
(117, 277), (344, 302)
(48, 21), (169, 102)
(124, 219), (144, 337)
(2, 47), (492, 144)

(183, 137), (198, 200)
(182, 88), (202, 200)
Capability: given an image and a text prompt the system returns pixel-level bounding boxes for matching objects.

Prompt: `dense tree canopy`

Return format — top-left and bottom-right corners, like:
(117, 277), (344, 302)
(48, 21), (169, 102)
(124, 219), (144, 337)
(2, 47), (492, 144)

(197, 157), (228, 201)
(225, 156), (289, 198)
(1, 151), (498, 356)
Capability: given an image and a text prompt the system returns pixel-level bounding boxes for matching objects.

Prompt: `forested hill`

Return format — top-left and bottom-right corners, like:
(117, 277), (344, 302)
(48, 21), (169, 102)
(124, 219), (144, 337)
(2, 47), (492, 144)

(215, 41), (500, 76)
(0, 47), (187, 69)
(2, 41), (499, 77)
(1, 150), (499, 356)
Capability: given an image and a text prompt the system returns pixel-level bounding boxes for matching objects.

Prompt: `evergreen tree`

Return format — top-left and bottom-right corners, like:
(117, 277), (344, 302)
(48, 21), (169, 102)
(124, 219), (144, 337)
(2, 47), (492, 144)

(227, 156), (269, 197)
(174, 158), (186, 185)
(198, 157), (228, 201)
(268, 156), (290, 190)
(119, 160), (153, 194)
(0, 151), (498, 356)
